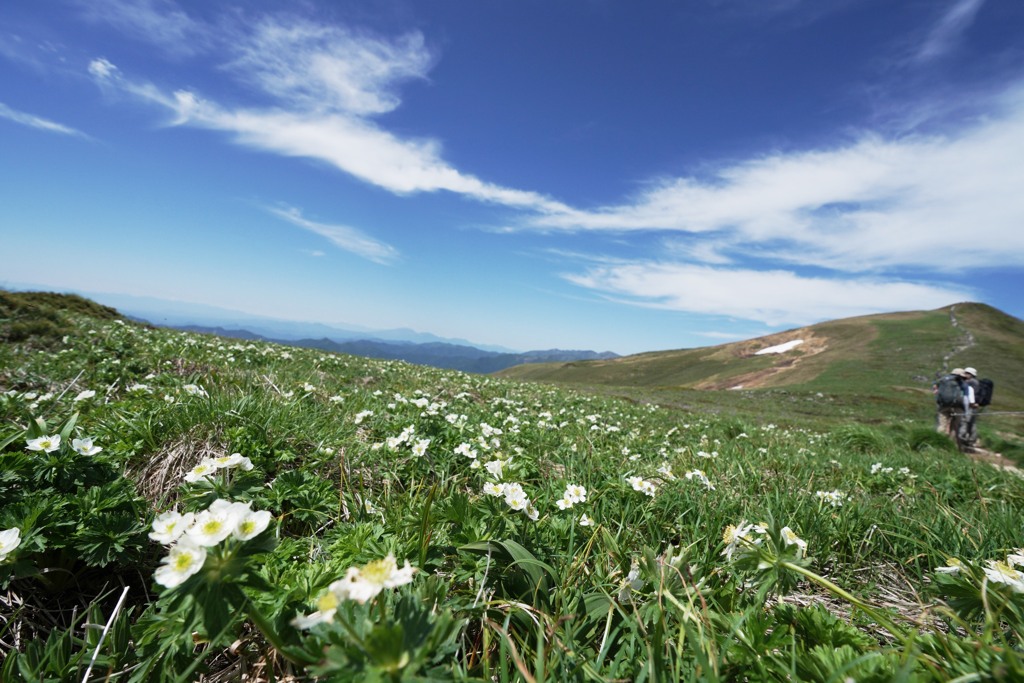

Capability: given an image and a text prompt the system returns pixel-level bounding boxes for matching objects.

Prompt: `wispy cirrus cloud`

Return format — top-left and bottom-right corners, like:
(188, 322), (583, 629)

(268, 205), (399, 265)
(533, 84), (1024, 275)
(563, 261), (972, 327)
(86, 11), (570, 213)
(74, 0), (210, 57)
(547, 82), (1021, 324)
(78, 2), (1020, 330)
(0, 101), (89, 138)
(910, 0), (985, 64)
(226, 18), (433, 117)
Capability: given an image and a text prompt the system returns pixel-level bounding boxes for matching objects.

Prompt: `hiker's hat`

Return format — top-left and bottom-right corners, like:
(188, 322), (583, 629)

(952, 367), (965, 376)
(964, 367), (978, 377)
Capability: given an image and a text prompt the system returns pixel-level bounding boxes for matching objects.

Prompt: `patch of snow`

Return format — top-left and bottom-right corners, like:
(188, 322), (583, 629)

(754, 339), (804, 355)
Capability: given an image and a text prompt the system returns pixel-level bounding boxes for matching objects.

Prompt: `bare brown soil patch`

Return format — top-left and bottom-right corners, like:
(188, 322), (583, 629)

(698, 331), (831, 390)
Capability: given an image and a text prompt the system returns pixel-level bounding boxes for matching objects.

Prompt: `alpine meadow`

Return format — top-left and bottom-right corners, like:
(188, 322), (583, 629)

(3, 290), (1024, 681)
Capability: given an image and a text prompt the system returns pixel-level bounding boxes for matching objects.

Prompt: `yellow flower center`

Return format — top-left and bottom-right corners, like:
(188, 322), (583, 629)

(316, 590), (339, 612)
(201, 520), (223, 535)
(174, 552), (196, 571)
(361, 558), (395, 585)
(994, 561), (1019, 580)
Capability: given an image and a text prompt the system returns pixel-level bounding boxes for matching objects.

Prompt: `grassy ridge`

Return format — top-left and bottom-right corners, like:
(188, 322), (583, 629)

(498, 302), (1024, 455)
(3, 292), (1024, 681)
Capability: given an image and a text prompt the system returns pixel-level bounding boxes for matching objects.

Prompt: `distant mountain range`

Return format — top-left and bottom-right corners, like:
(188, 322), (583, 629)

(0, 285), (620, 373)
(174, 324), (619, 374)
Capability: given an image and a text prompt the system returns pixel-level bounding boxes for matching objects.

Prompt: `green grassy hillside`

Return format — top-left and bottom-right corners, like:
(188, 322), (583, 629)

(4, 291), (1024, 681)
(497, 303), (1024, 441)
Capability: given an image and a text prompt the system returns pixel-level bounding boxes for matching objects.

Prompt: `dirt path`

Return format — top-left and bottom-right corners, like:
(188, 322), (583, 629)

(942, 304), (977, 371)
(966, 446), (1022, 476)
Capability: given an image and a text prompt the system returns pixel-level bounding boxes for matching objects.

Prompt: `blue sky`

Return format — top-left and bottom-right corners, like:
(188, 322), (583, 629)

(2, 0), (1023, 354)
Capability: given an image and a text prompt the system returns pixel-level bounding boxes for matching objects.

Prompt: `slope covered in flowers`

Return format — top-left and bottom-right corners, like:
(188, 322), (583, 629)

(2, 300), (1024, 681)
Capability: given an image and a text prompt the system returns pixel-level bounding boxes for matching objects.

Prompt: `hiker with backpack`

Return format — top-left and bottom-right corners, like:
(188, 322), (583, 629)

(934, 366), (994, 453)
(958, 367), (982, 451)
(935, 368), (967, 443)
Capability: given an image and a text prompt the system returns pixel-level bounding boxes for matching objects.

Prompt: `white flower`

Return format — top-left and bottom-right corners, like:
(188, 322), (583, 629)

(411, 438), (431, 457)
(0, 527), (22, 562)
(504, 488), (529, 511)
(503, 482), (525, 499)
(780, 526), (808, 556)
(617, 564), (644, 601)
(525, 503), (540, 521)
(564, 484), (587, 503)
(1008, 550), (1024, 568)
(291, 587), (342, 629)
(454, 442), (478, 459)
(149, 510), (195, 545)
(446, 413), (467, 428)
(579, 514), (594, 527)
(182, 384), (208, 397)
(184, 459), (218, 483)
(72, 437), (102, 456)
(332, 555), (417, 604)
(815, 490), (847, 507)
(26, 435), (61, 453)
(936, 558), (963, 574)
(556, 497), (574, 510)
(354, 410), (374, 424)
(480, 423), (503, 438)
(212, 453), (254, 471)
(984, 560), (1024, 593)
(721, 521), (766, 561)
(73, 389), (96, 402)
(154, 538), (207, 588)
(185, 500), (246, 546)
(684, 469), (714, 490)
(483, 482), (506, 497)
(485, 459), (506, 480)
(233, 509), (273, 540)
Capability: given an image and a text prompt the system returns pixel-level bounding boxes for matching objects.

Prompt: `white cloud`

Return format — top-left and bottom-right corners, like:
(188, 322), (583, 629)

(268, 206), (399, 265)
(75, 0), (209, 57)
(912, 0), (985, 64)
(227, 18), (433, 117)
(88, 57), (117, 79)
(531, 86), (1024, 273)
(563, 262), (973, 326)
(86, 14), (570, 213)
(0, 102), (89, 138)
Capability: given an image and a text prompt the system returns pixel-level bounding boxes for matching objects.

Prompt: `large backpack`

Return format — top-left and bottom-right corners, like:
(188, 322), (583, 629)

(935, 374), (964, 407)
(976, 378), (995, 407)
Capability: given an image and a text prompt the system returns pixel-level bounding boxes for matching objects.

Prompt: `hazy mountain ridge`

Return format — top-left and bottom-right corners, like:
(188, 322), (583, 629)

(175, 325), (619, 374)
